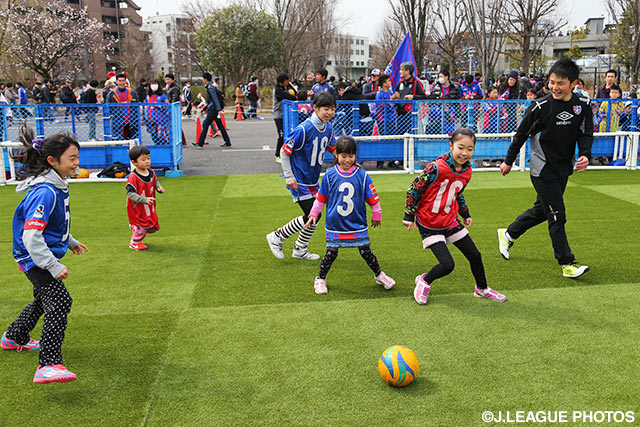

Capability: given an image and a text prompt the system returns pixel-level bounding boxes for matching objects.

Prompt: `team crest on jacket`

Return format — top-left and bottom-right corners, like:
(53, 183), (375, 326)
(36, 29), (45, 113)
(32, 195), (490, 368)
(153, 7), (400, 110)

(573, 105), (582, 115)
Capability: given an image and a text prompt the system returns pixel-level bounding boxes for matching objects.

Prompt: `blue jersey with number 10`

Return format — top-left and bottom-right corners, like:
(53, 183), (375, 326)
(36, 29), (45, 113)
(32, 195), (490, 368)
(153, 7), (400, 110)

(317, 165), (379, 235)
(282, 118), (336, 186)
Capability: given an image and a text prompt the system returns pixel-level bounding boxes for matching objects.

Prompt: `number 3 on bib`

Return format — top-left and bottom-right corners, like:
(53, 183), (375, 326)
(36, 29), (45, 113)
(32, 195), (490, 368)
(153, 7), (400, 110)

(337, 182), (355, 216)
(431, 179), (464, 214)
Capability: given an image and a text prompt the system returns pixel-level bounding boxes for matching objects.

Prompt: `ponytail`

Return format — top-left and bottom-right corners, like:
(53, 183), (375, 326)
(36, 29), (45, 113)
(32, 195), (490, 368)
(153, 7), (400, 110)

(11, 124), (80, 179)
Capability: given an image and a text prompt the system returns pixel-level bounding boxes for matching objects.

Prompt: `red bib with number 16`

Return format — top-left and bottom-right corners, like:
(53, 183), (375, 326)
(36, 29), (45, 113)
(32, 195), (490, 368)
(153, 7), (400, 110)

(416, 158), (472, 229)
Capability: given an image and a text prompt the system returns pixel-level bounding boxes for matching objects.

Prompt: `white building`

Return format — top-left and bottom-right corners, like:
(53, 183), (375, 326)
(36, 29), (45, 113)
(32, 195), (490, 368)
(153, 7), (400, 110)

(325, 34), (371, 80)
(141, 14), (199, 83)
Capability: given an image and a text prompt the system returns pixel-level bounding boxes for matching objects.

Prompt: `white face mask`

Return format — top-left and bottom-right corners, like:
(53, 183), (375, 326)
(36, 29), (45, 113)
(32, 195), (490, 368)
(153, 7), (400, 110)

(150, 84), (159, 91)
(438, 77), (446, 84)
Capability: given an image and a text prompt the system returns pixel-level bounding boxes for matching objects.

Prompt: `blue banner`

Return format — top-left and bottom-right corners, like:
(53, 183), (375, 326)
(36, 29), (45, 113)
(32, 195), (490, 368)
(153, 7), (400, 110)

(384, 32), (417, 90)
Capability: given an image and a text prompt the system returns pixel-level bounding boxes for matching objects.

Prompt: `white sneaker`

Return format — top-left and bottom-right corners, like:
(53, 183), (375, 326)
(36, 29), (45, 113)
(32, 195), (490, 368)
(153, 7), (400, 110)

(314, 277), (328, 294)
(375, 271), (396, 290)
(497, 228), (513, 260)
(292, 247), (320, 260)
(266, 231), (284, 259)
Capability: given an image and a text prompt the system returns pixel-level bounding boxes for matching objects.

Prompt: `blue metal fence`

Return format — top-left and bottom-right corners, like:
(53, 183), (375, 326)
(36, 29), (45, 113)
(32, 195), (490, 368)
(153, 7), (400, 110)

(1, 102), (183, 174)
(283, 98), (640, 168)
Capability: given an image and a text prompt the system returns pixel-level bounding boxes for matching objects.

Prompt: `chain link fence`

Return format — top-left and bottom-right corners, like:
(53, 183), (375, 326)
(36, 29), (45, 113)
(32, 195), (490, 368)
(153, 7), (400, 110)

(1, 102), (183, 173)
(283, 98), (640, 167)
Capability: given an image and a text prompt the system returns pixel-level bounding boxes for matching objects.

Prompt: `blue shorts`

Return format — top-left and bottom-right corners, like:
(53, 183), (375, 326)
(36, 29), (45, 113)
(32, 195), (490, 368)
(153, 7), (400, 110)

(288, 184), (318, 203)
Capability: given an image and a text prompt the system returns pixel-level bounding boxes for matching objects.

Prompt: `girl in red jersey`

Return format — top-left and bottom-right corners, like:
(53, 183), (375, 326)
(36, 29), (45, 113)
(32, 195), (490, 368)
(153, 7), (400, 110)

(126, 146), (165, 250)
(403, 129), (507, 305)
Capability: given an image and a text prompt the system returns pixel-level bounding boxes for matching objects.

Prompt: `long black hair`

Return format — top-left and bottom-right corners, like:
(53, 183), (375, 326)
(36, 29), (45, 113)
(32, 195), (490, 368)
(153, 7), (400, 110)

(11, 124), (79, 179)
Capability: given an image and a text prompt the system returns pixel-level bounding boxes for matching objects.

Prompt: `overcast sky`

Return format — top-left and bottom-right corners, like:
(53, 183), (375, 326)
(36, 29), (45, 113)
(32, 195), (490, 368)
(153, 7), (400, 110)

(137, 0), (609, 43)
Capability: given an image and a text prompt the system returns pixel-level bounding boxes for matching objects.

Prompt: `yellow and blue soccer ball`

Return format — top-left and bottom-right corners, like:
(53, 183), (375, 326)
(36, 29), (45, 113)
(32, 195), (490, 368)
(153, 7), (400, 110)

(378, 345), (419, 387)
(74, 168), (90, 179)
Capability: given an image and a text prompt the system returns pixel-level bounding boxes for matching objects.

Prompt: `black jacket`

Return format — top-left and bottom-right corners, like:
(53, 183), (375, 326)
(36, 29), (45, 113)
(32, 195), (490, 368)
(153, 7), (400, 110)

(165, 83), (181, 103)
(60, 86), (77, 104)
(428, 81), (460, 99)
(505, 93), (593, 178)
(136, 85), (147, 103)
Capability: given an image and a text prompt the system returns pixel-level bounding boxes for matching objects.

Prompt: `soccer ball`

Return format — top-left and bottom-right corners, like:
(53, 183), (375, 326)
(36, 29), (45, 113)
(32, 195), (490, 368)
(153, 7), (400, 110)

(378, 345), (419, 387)
(74, 168), (90, 179)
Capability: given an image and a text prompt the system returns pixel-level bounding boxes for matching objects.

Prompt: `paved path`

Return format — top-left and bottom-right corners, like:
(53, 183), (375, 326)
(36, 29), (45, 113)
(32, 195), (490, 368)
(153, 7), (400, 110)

(182, 113), (283, 176)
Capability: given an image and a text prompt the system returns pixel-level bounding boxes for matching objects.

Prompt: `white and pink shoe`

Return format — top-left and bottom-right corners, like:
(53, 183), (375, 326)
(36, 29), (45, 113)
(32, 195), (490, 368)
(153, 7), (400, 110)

(314, 277), (328, 294)
(414, 275), (431, 305)
(474, 285), (507, 302)
(375, 271), (396, 290)
(33, 364), (77, 384)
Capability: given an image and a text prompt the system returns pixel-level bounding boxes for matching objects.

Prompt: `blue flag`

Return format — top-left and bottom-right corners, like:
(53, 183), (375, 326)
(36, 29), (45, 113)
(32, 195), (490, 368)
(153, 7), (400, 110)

(384, 32), (417, 91)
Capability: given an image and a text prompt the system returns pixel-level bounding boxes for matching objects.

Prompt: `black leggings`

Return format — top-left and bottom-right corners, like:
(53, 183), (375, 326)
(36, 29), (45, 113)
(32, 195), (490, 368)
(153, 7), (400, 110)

(318, 245), (381, 279)
(424, 235), (487, 288)
(297, 198), (321, 223)
(6, 267), (73, 365)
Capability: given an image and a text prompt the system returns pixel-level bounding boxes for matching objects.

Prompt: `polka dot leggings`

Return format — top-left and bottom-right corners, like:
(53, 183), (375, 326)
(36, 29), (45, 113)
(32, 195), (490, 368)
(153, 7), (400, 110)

(5, 267), (73, 366)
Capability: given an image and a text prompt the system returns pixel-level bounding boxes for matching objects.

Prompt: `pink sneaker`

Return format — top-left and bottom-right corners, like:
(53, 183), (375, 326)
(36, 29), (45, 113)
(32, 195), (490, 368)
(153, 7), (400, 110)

(414, 275), (431, 305)
(33, 364), (77, 384)
(1, 332), (39, 352)
(314, 277), (328, 294)
(474, 285), (507, 302)
(375, 271), (396, 290)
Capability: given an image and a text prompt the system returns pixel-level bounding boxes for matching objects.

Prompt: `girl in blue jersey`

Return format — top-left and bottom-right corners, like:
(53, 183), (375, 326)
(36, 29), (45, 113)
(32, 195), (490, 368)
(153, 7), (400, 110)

(305, 136), (395, 294)
(266, 92), (337, 261)
(1, 125), (87, 384)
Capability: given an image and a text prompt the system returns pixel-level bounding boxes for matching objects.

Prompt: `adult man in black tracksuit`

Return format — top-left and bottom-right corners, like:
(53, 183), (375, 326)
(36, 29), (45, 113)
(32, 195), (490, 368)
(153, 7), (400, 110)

(498, 57), (593, 278)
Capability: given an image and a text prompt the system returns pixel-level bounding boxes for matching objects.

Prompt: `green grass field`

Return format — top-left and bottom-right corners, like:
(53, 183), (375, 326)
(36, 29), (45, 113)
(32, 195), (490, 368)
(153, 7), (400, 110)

(0, 170), (639, 426)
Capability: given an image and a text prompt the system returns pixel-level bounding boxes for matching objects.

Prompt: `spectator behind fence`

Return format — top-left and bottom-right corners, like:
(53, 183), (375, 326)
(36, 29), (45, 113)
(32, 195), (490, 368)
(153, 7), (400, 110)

(15, 82), (29, 118)
(59, 80), (77, 122)
(84, 80), (99, 141)
(482, 86), (500, 133)
(362, 69), (381, 100)
(42, 81), (54, 122)
(32, 82), (43, 104)
(106, 73), (139, 140)
(145, 79), (169, 145)
(164, 74), (181, 104)
(308, 68), (338, 101)
(598, 84), (627, 132)
(136, 78), (147, 105)
(428, 69), (460, 100)
(273, 73), (298, 161)
(596, 69), (617, 99)
(375, 74), (396, 169)
(574, 78), (590, 99)
(461, 75), (483, 100)
(4, 83), (16, 105)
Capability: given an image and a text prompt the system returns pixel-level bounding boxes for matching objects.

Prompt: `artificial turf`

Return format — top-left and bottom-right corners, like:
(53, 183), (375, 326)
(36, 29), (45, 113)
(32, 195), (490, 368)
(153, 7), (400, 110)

(0, 170), (638, 426)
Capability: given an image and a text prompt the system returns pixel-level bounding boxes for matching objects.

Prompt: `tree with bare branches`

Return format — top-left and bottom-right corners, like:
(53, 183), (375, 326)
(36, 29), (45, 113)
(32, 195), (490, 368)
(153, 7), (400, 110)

(0, 2), (111, 80)
(461, 0), (505, 91)
(607, 0), (640, 85)
(371, 20), (405, 70)
(503, 0), (565, 75)
(431, 0), (467, 74)
(388, 0), (432, 71)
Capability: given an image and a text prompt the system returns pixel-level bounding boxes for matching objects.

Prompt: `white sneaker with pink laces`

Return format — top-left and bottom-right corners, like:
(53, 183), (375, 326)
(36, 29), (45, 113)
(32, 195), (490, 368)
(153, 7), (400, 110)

(314, 277), (328, 294)
(474, 285), (507, 302)
(375, 271), (396, 290)
(414, 275), (431, 305)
